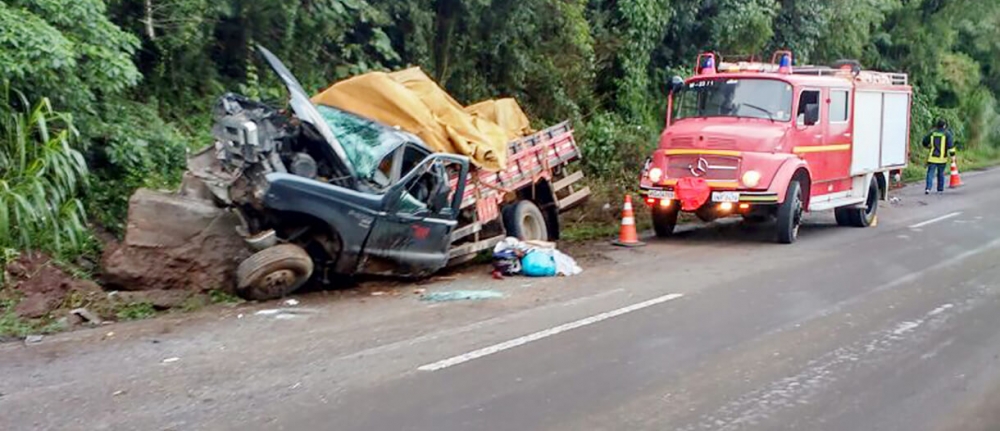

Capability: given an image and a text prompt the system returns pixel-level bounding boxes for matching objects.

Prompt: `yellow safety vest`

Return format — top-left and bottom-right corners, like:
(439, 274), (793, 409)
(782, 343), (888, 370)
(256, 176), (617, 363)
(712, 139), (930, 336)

(927, 132), (949, 164)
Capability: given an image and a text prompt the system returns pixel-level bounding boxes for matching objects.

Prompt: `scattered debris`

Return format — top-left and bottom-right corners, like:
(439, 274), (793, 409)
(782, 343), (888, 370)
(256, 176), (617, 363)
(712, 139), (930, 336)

(890, 196), (902, 204)
(112, 390), (126, 397)
(413, 288), (427, 295)
(371, 291), (388, 297)
(492, 237), (582, 278)
(70, 308), (103, 326)
(284, 299), (300, 306)
(162, 357), (180, 364)
(421, 290), (504, 302)
(24, 335), (44, 345)
(254, 308), (317, 320)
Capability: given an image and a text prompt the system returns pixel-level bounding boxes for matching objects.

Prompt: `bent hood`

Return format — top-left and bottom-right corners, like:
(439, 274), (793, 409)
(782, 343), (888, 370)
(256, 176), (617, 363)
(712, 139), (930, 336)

(256, 46), (354, 176)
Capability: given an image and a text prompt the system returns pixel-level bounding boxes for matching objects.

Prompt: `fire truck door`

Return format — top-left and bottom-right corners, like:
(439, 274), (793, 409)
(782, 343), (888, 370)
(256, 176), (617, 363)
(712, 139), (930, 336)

(826, 88), (853, 181)
(792, 89), (831, 184)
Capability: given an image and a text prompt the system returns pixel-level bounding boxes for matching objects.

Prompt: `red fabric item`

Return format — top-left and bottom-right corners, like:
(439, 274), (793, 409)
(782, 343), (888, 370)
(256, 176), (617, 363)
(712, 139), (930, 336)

(675, 177), (711, 211)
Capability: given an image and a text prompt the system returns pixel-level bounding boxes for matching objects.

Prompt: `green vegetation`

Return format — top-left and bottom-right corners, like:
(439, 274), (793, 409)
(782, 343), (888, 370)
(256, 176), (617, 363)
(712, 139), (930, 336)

(115, 301), (156, 321)
(1, 0), (999, 264)
(208, 289), (245, 305)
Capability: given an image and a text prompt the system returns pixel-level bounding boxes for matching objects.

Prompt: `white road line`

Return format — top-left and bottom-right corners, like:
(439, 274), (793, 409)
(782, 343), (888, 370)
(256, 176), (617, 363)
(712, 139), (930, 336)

(909, 212), (962, 229)
(418, 293), (684, 371)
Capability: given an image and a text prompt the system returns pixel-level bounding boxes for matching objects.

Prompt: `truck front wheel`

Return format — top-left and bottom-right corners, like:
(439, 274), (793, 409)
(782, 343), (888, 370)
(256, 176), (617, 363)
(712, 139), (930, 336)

(503, 200), (548, 241)
(776, 180), (804, 244)
(236, 244), (314, 300)
(653, 205), (679, 237)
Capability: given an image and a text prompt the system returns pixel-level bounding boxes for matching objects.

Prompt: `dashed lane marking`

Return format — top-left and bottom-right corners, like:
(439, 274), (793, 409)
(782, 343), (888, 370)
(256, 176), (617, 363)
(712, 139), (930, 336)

(418, 293), (684, 371)
(909, 212), (962, 229)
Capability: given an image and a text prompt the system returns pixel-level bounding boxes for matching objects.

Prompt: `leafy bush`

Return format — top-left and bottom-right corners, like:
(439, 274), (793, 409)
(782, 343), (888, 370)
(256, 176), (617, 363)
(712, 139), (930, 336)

(579, 111), (659, 187)
(84, 99), (190, 234)
(0, 87), (91, 261)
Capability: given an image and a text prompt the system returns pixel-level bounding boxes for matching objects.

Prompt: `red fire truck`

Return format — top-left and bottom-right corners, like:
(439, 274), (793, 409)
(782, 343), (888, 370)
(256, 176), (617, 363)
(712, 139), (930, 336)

(640, 51), (912, 243)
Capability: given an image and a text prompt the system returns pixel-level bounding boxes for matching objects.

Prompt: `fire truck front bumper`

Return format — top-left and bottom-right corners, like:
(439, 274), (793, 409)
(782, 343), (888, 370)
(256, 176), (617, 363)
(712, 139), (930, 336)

(640, 183), (779, 213)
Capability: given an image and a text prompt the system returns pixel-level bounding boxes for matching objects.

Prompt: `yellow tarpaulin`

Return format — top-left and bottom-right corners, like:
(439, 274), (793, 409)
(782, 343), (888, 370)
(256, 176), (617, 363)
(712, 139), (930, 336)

(465, 98), (534, 140)
(312, 67), (533, 171)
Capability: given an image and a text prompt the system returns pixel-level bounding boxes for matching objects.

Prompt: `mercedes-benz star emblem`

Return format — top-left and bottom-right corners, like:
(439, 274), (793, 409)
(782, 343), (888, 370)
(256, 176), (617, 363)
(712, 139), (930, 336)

(689, 157), (710, 177)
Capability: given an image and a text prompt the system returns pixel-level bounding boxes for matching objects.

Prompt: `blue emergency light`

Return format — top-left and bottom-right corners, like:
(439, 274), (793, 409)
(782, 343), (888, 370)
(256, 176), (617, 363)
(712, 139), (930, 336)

(701, 56), (717, 75)
(778, 54), (792, 74)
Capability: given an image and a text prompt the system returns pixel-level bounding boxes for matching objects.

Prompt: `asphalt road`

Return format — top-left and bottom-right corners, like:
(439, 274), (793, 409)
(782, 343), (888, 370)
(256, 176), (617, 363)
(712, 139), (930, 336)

(4, 169), (1000, 431)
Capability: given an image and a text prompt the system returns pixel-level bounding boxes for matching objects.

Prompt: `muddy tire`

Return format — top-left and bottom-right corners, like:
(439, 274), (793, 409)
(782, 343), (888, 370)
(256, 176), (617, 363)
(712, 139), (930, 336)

(236, 244), (314, 300)
(776, 180), (804, 244)
(653, 205), (679, 238)
(503, 200), (548, 241)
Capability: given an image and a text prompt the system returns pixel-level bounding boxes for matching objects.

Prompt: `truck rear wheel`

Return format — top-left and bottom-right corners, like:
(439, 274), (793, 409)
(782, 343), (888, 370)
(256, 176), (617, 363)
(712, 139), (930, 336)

(237, 244), (314, 301)
(776, 180), (804, 244)
(653, 205), (679, 237)
(503, 200), (548, 241)
(848, 178), (880, 227)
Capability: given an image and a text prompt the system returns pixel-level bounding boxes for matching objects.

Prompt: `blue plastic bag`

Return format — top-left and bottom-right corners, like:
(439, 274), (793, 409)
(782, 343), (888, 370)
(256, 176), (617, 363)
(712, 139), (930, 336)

(521, 251), (556, 277)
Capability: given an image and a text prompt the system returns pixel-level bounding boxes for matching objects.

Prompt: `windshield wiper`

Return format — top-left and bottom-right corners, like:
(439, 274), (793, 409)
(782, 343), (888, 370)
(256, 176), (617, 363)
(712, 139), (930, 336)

(740, 103), (776, 123)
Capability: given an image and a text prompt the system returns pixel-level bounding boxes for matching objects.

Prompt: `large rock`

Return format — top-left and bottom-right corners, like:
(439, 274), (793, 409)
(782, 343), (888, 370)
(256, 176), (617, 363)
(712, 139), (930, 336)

(101, 189), (250, 293)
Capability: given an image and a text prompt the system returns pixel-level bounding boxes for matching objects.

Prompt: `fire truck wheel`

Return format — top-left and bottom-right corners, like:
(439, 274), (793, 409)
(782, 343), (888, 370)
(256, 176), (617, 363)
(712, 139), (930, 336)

(776, 180), (803, 244)
(236, 244), (314, 301)
(503, 200), (549, 242)
(850, 178), (880, 227)
(653, 205), (679, 238)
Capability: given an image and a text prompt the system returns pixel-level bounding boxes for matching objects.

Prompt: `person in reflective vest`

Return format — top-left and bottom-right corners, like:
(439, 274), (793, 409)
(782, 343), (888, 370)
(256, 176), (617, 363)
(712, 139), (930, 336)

(922, 119), (955, 194)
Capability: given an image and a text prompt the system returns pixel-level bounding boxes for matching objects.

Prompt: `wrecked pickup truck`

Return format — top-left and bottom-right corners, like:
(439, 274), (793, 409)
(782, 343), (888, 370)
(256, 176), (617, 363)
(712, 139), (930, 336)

(187, 47), (589, 300)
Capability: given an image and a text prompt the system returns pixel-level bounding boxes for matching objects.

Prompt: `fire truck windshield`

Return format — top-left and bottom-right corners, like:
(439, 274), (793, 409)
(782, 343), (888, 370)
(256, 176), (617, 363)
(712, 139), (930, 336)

(674, 78), (793, 122)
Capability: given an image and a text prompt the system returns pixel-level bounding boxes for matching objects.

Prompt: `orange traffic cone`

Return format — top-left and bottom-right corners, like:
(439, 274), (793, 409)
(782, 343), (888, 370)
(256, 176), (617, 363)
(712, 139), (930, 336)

(949, 159), (964, 188)
(612, 195), (645, 247)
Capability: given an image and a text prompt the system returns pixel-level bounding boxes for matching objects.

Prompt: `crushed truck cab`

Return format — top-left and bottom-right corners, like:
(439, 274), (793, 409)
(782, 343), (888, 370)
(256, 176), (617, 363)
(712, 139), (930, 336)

(189, 46), (587, 300)
(641, 52), (911, 243)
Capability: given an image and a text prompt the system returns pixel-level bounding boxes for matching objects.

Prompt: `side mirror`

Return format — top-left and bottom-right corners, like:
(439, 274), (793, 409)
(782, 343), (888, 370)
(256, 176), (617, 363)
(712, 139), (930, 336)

(668, 76), (685, 94)
(804, 104), (819, 126)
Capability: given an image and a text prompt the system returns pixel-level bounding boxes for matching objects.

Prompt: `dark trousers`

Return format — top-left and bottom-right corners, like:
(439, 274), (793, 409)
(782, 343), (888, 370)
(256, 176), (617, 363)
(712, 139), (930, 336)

(926, 163), (947, 192)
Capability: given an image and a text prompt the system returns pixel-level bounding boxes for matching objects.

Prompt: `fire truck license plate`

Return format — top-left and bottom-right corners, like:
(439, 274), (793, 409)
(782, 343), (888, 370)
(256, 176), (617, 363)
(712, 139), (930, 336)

(648, 190), (674, 199)
(712, 191), (740, 203)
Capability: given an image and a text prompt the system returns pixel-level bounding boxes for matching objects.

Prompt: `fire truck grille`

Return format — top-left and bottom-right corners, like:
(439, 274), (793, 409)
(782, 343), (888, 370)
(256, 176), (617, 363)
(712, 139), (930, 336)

(666, 155), (741, 181)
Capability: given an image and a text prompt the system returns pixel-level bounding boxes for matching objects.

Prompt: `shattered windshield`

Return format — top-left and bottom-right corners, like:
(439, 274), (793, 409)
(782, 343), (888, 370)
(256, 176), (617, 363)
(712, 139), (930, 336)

(674, 78), (793, 122)
(317, 105), (404, 188)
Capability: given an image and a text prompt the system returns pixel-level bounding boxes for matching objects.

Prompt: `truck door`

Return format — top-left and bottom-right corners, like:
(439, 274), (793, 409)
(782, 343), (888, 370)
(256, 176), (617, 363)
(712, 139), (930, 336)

(826, 88), (853, 180)
(359, 154), (469, 277)
(792, 88), (831, 186)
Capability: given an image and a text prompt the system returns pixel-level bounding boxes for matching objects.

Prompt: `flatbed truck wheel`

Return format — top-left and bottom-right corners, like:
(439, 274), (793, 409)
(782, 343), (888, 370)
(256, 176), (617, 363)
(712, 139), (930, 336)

(237, 244), (314, 300)
(503, 200), (548, 241)
(653, 205), (679, 238)
(776, 180), (804, 244)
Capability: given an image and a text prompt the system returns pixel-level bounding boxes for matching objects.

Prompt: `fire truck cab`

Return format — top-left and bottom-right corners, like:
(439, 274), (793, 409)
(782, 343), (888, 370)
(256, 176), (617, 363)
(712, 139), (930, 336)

(641, 52), (912, 243)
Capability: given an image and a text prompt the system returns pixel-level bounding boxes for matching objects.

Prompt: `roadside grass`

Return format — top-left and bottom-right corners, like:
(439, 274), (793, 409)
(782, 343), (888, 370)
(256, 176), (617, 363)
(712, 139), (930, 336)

(115, 302), (156, 321)
(903, 145), (1000, 183)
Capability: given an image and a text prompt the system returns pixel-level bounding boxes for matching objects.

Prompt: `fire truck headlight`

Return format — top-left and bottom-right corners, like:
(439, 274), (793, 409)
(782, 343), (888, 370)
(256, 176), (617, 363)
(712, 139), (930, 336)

(742, 170), (762, 188)
(649, 167), (663, 183)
